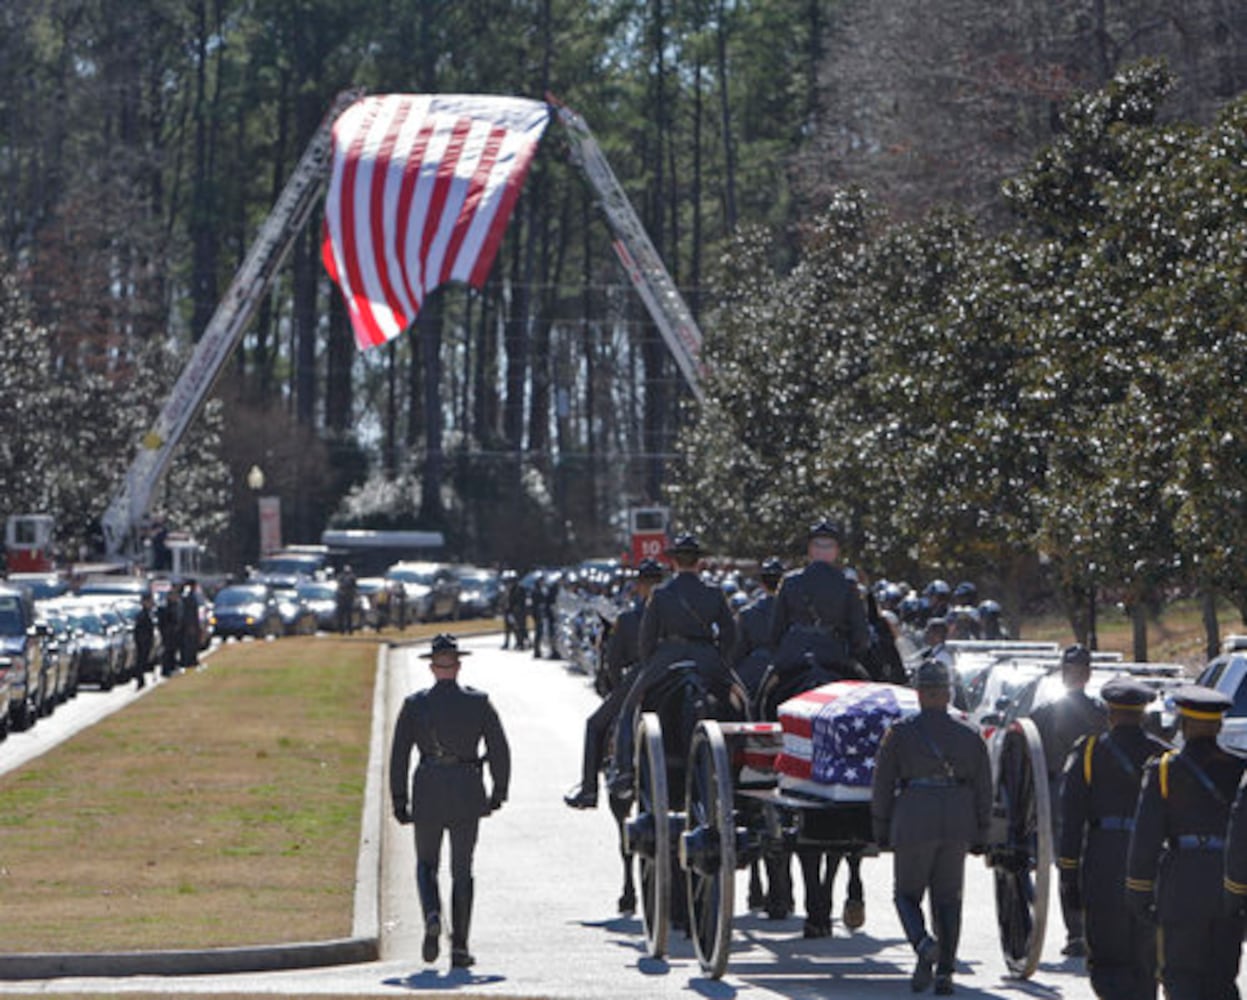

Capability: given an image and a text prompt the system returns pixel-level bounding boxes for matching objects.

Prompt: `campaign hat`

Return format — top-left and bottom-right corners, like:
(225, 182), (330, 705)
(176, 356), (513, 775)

(807, 519), (843, 541)
(420, 633), (471, 659)
(635, 557), (666, 581)
(914, 658), (951, 688)
(665, 533), (703, 557)
(1061, 644), (1092, 669)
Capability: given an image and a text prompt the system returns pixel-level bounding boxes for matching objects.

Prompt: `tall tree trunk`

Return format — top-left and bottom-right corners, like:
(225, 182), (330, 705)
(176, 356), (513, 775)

(189, 0), (218, 341)
(384, 341), (398, 476)
(293, 225), (318, 427)
(504, 213), (532, 449)
(254, 67), (291, 397)
(716, 0), (738, 232)
(1131, 601), (1149, 662)
(325, 286), (353, 432)
(1203, 589), (1221, 662)
(418, 293), (446, 525)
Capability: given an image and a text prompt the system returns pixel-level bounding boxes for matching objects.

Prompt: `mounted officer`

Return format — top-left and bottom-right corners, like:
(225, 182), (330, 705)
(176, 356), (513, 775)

(871, 657), (992, 996)
(1058, 678), (1165, 1000)
(564, 557), (666, 810)
(608, 532), (738, 795)
(1127, 686), (1244, 1000)
(732, 556), (784, 699)
(390, 634), (511, 970)
(768, 518), (870, 683)
(1028, 642), (1107, 957)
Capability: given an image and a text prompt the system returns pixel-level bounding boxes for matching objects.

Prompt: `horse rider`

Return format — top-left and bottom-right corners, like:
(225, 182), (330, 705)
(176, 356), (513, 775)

(1127, 686), (1244, 1000)
(732, 556), (784, 699)
(1030, 643), (1108, 957)
(608, 532), (738, 797)
(768, 518), (870, 681)
(871, 657), (992, 996)
(1058, 677), (1165, 1000)
(390, 634), (511, 970)
(564, 557), (666, 810)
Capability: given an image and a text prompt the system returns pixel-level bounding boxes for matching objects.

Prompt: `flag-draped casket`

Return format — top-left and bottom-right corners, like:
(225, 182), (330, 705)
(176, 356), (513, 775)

(773, 682), (919, 801)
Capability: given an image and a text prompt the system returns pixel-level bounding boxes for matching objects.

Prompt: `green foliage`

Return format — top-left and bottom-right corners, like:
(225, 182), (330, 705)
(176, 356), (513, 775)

(675, 61), (1247, 616)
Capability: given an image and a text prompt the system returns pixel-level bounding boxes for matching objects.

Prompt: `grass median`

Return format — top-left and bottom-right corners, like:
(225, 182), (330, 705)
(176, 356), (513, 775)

(0, 622), (496, 953)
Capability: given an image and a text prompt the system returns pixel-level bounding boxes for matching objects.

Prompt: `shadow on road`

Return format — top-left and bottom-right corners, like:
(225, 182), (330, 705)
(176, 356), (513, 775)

(382, 970), (506, 990)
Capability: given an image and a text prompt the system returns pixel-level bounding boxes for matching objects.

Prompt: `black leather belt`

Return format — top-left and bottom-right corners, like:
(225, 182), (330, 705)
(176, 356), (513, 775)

(665, 635), (713, 645)
(902, 776), (965, 788)
(1090, 816), (1134, 832)
(421, 756), (482, 768)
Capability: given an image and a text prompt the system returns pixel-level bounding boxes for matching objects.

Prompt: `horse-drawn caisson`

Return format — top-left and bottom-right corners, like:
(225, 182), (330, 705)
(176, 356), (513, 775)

(615, 647), (1054, 981)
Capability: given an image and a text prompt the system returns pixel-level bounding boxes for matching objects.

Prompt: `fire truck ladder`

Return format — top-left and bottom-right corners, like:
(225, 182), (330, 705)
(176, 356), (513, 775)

(100, 89), (363, 557)
(550, 97), (706, 404)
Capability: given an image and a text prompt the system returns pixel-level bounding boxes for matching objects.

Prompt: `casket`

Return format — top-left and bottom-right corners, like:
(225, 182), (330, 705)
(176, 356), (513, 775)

(775, 681), (918, 801)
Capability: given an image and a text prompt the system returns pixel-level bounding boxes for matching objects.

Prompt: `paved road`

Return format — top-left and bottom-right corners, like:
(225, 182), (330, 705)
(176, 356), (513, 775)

(0, 635), (1231, 997)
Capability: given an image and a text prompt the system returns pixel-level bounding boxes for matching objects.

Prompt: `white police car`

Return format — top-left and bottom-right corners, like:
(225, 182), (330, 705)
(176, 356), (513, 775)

(1194, 635), (1247, 755)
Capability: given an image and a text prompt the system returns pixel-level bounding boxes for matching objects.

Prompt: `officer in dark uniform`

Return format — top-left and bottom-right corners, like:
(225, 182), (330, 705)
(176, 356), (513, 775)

(564, 558), (665, 810)
(1029, 642), (1107, 956)
(133, 593), (155, 690)
(157, 586), (181, 676)
(529, 577), (548, 659)
(1223, 748), (1247, 932)
(872, 657), (992, 996)
(1127, 686), (1244, 1000)
(505, 574), (528, 650)
(1058, 678), (1165, 1000)
(732, 556), (784, 699)
(608, 533), (738, 794)
(390, 634), (511, 969)
(769, 519), (870, 679)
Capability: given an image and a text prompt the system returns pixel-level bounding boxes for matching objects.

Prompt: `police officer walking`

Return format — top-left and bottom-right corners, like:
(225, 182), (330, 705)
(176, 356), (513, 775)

(564, 558), (665, 810)
(769, 519), (870, 679)
(1058, 678), (1165, 1000)
(1127, 686), (1244, 1000)
(390, 634), (511, 969)
(157, 587), (181, 677)
(1029, 642), (1107, 956)
(133, 593), (155, 690)
(871, 658), (992, 996)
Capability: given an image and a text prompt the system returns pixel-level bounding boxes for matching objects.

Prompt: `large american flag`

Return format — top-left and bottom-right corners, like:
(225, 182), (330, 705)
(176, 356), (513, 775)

(321, 94), (550, 350)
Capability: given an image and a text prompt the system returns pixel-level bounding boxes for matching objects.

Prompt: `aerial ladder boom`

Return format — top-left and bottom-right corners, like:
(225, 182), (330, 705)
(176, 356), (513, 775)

(550, 98), (707, 403)
(100, 89), (362, 557)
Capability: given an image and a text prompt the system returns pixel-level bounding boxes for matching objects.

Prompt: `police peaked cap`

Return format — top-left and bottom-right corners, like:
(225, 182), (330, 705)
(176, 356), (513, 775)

(807, 519), (843, 541)
(914, 659), (951, 688)
(1172, 685), (1232, 720)
(665, 533), (703, 556)
(1061, 643), (1092, 669)
(635, 557), (666, 580)
(1100, 678), (1154, 710)
(759, 556), (785, 577)
(420, 633), (471, 658)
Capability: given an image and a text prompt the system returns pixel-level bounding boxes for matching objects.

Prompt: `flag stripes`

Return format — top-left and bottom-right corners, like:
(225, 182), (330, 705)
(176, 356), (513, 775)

(322, 94), (550, 350)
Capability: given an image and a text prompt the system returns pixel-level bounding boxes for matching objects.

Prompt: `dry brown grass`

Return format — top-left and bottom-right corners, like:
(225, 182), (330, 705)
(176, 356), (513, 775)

(0, 621), (497, 953)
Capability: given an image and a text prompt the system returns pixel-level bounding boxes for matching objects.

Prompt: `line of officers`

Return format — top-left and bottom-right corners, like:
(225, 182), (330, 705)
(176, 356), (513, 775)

(1041, 651), (1247, 1000)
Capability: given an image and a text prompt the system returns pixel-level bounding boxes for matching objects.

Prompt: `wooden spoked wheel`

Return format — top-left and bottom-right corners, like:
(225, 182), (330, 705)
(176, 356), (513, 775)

(681, 719), (736, 978)
(625, 711), (670, 959)
(991, 716), (1052, 978)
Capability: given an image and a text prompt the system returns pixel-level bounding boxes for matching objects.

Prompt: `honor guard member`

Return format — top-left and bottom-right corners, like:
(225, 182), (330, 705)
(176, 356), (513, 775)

(871, 657), (992, 995)
(1058, 678), (1165, 1000)
(564, 558), (665, 811)
(769, 519), (871, 678)
(1223, 749), (1247, 937)
(609, 533), (738, 795)
(1127, 686), (1244, 1000)
(390, 634), (511, 970)
(1029, 642), (1107, 957)
(732, 556), (785, 699)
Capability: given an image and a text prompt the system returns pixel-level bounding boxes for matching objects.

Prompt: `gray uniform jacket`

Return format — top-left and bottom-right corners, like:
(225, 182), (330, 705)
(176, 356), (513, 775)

(733, 592), (775, 666)
(769, 562), (870, 660)
(1030, 689), (1108, 783)
(871, 708), (992, 848)
(390, 678), (511, 828)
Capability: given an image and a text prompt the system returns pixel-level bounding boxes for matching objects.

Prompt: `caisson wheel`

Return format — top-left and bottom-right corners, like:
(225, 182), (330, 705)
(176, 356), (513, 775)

(624, 712), (669, 959)
(681, 719), (736, 978)
(990, 716), (1052, 978)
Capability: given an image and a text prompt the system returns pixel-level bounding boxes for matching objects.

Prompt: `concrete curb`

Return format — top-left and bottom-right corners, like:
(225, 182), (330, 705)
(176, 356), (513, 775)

(0, 644), (389, 980)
